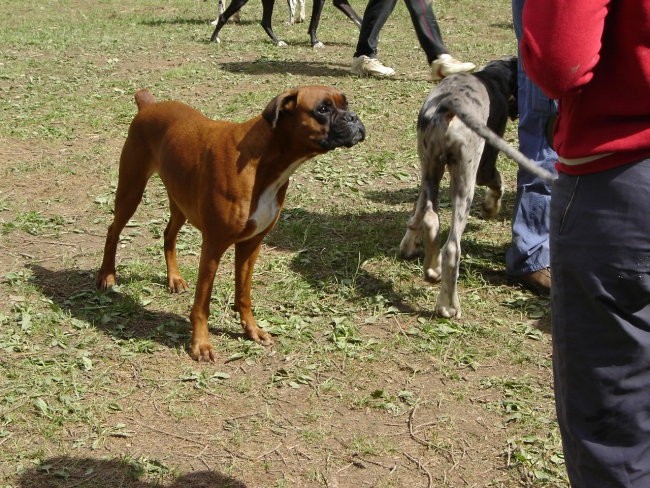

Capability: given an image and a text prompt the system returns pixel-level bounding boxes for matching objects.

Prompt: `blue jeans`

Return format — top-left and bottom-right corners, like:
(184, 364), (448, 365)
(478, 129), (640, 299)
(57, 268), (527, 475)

(551, 159), (650, 487)
(506, 0), (557, 276)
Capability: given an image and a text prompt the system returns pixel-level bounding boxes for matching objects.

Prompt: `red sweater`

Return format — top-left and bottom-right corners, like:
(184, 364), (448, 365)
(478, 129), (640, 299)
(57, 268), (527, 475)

(521, 0), (650, 175)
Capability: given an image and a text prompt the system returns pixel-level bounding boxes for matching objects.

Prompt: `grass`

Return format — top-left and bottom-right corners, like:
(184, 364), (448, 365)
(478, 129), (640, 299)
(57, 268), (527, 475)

(0, 0), (566, 486)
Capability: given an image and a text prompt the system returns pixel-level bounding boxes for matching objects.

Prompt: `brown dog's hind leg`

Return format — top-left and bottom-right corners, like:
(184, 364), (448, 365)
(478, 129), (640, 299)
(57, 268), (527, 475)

(163, 200), (189, 293)
(189, 239), (229, 362)
(96, 138), (153, 290)
(235, 234), (272, 346)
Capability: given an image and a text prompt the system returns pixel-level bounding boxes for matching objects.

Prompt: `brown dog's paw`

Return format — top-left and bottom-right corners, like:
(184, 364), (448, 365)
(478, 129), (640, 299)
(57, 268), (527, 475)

(242, 322), (273, 346)
(168, 276), (189, 294)
(96, 272), (116, 290)
(255, 330), (273, 346)
(189, 341), (216, 362)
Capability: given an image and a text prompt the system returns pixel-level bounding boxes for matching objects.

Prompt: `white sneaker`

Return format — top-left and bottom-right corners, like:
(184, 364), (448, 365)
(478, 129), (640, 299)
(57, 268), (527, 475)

(430, 54), (476, 81)
(351, 56), (395, 78)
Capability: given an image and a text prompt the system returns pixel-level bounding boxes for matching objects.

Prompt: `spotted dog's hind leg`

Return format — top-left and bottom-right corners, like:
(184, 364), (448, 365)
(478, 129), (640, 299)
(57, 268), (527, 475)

(482, 183), (503, 219)
(435, 143), (484, 318)
(400, 190), (426, 259)
(421, 177), (443, 283)
(476, 145), (504, 219)
(400, 133), (445, 268)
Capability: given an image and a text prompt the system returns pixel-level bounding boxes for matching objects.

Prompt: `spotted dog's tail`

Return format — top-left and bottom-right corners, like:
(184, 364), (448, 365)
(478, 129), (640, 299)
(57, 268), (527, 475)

(444, 96), (556, 184)
(134, 89), (156, 111)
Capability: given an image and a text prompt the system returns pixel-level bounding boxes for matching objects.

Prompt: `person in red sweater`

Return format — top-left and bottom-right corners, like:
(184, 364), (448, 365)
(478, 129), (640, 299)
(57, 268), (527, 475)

(521, 1), (650, 486)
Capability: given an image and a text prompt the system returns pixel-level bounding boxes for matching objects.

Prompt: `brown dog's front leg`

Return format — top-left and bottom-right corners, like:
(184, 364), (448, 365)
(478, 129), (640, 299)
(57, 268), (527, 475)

(188, 241), (227, 362)
(235, 235), (272, 346)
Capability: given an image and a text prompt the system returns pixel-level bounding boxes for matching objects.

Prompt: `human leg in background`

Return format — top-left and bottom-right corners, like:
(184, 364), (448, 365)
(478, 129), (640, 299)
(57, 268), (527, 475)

(400, 0), (475, 80)
(506, 0), (556, 295)
(351, 0), (474, 78)
(402, 0), (446, 62)
(354, 0), (396, 58)
(551, 160), (650, 487)
(351, 0), (397, 77)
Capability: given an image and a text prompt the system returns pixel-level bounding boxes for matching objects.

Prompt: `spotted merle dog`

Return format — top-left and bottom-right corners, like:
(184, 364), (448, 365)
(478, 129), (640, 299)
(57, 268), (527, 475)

(400, 57), (554, 318)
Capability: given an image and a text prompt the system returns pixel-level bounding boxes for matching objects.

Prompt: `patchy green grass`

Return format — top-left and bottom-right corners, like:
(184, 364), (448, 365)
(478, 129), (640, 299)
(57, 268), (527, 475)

(0, 0), (566, 486)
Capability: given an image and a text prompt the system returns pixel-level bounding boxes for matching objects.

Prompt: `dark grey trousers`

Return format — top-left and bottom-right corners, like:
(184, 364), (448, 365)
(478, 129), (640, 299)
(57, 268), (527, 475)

(550, 158), (650, 487)
(353, 0), (447, 64)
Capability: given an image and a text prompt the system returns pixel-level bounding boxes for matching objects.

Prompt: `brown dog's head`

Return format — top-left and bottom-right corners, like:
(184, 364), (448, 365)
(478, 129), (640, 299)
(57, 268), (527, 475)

(262, 86), (366, 152)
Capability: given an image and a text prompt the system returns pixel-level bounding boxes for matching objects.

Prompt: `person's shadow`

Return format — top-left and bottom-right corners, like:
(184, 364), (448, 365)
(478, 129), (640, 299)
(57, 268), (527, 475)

(219, 59), (353, 77)
(17, 456), (246, 487)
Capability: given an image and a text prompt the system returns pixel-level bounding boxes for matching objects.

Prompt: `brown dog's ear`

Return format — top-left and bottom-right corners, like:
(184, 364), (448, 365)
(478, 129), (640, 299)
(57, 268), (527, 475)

(262, 89), (299, 128)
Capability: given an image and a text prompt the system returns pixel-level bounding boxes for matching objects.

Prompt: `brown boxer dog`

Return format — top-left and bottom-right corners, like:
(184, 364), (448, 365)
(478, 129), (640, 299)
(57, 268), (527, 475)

(96, 86), (365, 362)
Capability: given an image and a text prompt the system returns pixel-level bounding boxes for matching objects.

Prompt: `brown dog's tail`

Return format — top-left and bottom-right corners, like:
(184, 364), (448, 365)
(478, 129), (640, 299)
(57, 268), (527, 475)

(134, 89), (156, 111)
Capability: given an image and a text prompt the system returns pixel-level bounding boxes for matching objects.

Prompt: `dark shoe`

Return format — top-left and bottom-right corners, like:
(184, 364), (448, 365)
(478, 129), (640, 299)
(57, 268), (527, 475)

(513, 268), (551, 296)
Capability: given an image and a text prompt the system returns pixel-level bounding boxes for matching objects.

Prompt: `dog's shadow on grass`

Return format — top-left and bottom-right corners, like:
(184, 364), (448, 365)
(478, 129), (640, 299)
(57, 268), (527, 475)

(17, 456), (246, 488)
(266, 190), (518, 316)
(268, 204), (420, 312)
(267, 186), (519, 306)
(219, 59), (352, 77)
(27, 185), (521, 347)
(26, 264), (243, 352)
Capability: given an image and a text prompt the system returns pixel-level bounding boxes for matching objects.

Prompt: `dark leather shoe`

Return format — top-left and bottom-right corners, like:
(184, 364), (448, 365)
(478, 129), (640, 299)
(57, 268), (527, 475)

(514, 268), (551, 296)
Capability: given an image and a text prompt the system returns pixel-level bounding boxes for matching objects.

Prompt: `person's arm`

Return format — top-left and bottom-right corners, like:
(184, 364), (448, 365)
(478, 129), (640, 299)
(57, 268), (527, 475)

(520, 0), (611, 99)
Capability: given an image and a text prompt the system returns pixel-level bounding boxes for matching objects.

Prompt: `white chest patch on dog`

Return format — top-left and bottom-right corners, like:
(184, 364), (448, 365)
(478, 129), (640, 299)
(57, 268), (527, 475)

(245, 159), (306, 238)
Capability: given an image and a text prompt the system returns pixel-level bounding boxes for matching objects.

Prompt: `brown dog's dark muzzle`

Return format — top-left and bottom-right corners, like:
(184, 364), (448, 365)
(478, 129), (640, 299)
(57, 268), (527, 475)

(322, 111), (366, 149)
(348, 111), (366, 145)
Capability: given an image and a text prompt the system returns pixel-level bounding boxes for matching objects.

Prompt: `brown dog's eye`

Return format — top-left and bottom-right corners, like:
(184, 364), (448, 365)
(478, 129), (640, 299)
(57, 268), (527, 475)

(316, 103), (331, 115)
